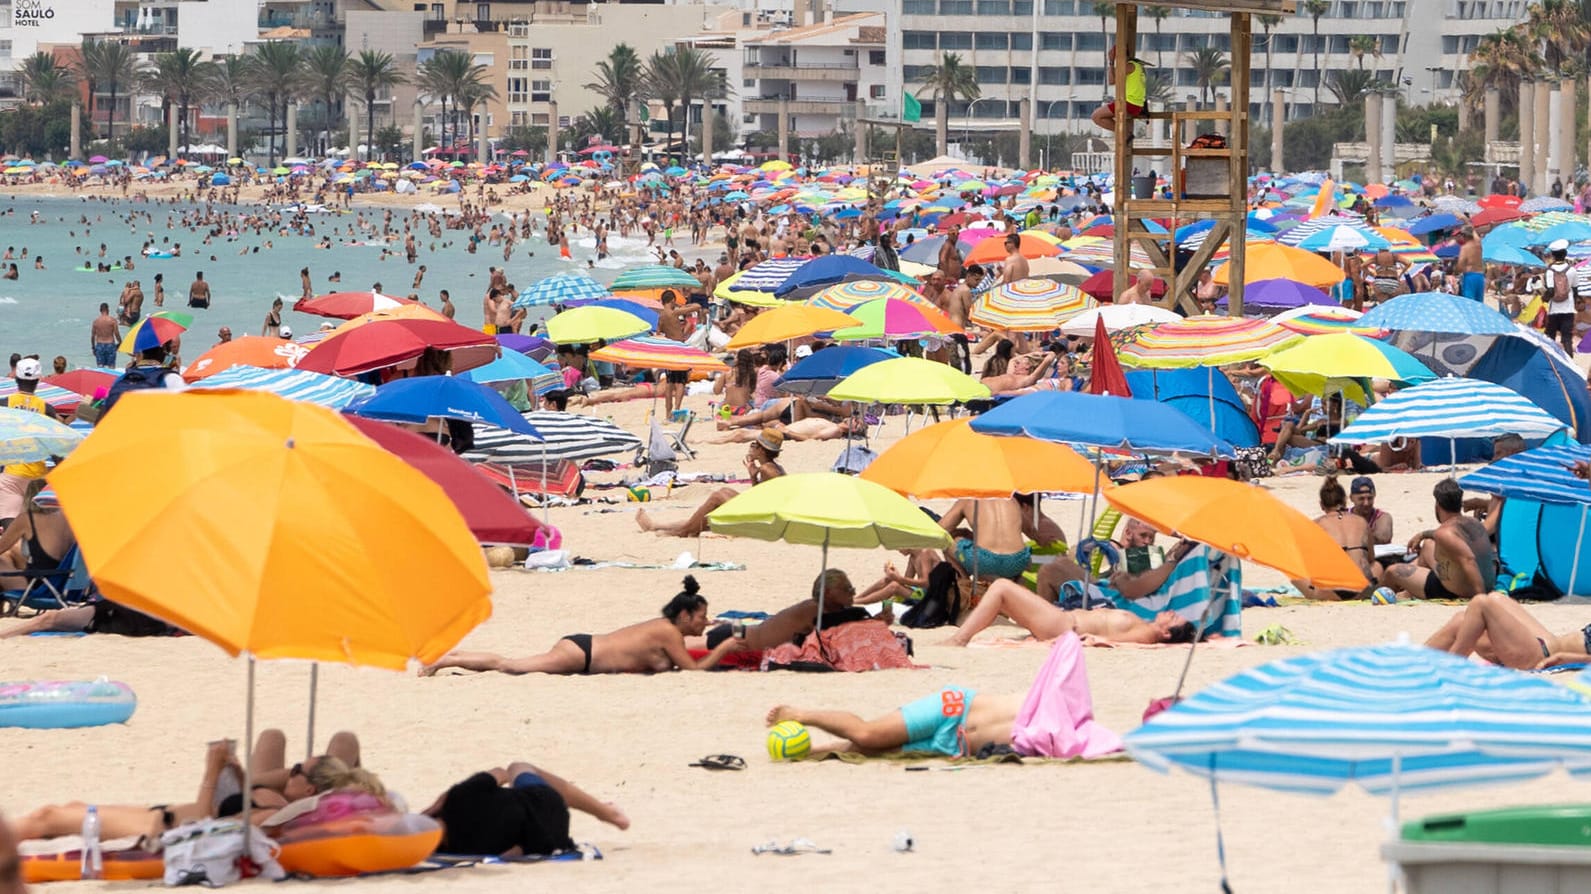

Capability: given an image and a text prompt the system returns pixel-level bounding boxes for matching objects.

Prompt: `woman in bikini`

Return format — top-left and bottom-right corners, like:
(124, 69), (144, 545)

(1295, 475), (1374, 600)
(421, 577), (739, 676)
(1426, 591), (1591, 670)
(1371, 247), (1408, 303)
(575, 378), (658, 405)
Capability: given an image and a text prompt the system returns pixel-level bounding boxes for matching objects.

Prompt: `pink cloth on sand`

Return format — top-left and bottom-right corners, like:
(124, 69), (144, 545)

(1011, 632), (1123, 759)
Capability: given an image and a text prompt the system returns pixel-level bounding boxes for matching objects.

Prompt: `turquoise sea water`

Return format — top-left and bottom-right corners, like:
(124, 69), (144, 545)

(0, 194), (668, 368)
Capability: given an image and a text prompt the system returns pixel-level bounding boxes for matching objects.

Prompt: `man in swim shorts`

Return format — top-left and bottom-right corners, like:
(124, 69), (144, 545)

(1456, 226), (1485, 302)
(939, 496), (1032, 587)
(1382, 479), (1494, 601)
(766, 687), (1024, 757)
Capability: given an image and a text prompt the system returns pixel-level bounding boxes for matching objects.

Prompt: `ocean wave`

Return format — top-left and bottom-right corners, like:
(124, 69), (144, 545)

(0, 296), (17, 304)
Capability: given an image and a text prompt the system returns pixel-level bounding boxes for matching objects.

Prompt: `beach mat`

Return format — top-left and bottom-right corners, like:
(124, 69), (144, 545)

(806, 750), (1131, 768)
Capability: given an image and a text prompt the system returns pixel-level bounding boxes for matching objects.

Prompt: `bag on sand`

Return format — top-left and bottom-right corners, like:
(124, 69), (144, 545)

(160, 819), (282, 888)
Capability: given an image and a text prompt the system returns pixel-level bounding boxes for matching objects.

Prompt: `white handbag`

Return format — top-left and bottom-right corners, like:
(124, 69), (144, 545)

(159, 819), (283, 887)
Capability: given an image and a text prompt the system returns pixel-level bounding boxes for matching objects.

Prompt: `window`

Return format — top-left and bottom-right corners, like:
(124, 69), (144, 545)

(939, 0), (972, 13)
(508, 77), (528, 103)
(1076, 67), (1104, 85)
(1040, 33), (1071, 50)
(1011, 66), (1030, 84)
(939, 32), (972, 49)
(903, 0), (934, 13)
(430, 3), (443, 19)
(1010, 32), (1031, 50)
(1441, 35), (1459, 54)
(473, 52), (495, 66)
(870, 84), (886, 99)
(743, 77), (755, 87)
(1380, 34), (1398, 54)
(1042, 0), (1074, 12)
(743, 114), (757, 124)
(532, 47), (552, 69)
(1210, 33), (1230, 51)
(1145, 33), (1175, 52)
(1038, 66), (1069, 85)
(559, 115), (570, 128)
(976, 65), (1008, 83)
(1013, 0), (1032, 13)
(510, 46), (528, 70)
(0, 5), (10, 27)
(869, 50), (886, 65)
(1329, 35), (1349, 53)
(531, 80), (551, 102)
(1180, 34), (1207, 51)
(976, 0), (1011, 13)
(476, 3), (490, 20)
(0, 40), (9, 59)
(510, 111), (528, 126)
(902, 64), (933, 82)
(531, 113), (548, 126)
(976, 32), (1008, 50)
(1076, 31), (1104, 51)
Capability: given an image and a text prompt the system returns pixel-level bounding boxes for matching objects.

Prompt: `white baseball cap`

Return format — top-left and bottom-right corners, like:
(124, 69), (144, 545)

(14, 357), (40, 381)
(1550, 238), (1571, 253)
(278, 325), (293, 339)
(794, 344), (813, 359)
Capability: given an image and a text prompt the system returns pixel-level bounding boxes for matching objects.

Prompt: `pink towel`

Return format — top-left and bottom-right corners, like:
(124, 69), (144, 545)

(1010, 632), (1123, 759)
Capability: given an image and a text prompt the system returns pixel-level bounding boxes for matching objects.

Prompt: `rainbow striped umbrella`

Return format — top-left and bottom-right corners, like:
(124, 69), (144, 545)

(970, 278), (1096, 332)
(590, 336), (725, 373)
(830, 298), (962, 342)
(1059, 236), (1154, 269)
(1118, 315), (1301, 369)
(119, 310), (193, 354)
(807, 279), (927, 311)
(1273, 306), (1387, 338)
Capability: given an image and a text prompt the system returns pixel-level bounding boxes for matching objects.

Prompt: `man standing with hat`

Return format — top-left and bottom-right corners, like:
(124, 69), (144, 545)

(1543, 238), (1578, 353)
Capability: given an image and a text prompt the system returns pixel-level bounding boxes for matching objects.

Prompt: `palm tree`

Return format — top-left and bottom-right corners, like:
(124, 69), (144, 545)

(575, 106), (623, 145)
(585, 44), (642, 117)
(415, 53), (452, 156)
(1145, 6), (1171, 67)
(1349, 34), (1378, 70)
(1527, 0), (1589, 73)
(246, 41), (303, 167)
(415, 49), (478, 159)
(657, 46), (721, 158)
(1093, 2), (1114, 58)
(1469, 26), (1541, 115)
(76, 40), (141, 152)
(16, 52), (76, 105)
(641, 50), (682, 161)
(204, 55), (252, 156)
(1184, 47), (1229, 107)
(456, 78), (498, 159)
(1327, 69), (1379, 106)
(302, 45), (351, 157)
(348, 49), (406, 163)
(1259, 13), (1283, 123)
(143, 49), (212, 157)
(917, 51), (979, 157)
(1304, 0), (1329, 106)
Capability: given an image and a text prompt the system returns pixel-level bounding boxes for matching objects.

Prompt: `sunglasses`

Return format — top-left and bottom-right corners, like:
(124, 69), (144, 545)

(289, 762), (306, 778)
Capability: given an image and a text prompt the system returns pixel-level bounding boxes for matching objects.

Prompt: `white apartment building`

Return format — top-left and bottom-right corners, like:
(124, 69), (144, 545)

(891, 0), (1530, 135)
(740, 12), (886, 137)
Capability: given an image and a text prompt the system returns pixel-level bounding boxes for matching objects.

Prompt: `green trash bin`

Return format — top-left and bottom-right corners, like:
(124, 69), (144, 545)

(1384, 805), (1591, 894)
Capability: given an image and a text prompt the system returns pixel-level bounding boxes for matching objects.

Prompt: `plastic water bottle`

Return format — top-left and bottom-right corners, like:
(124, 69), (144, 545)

(81, 805), (103, 879)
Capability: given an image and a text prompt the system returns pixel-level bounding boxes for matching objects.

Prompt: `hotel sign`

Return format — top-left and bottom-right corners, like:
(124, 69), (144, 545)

(13, 0), (57, 27)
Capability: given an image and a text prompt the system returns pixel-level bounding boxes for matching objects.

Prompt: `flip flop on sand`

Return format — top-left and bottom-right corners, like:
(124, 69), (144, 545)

(689, 754), (746, 771)
(752, 839), (831, 856)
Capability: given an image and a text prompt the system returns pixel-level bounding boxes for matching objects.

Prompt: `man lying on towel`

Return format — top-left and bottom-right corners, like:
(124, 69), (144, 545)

(690, 570), (879, 652)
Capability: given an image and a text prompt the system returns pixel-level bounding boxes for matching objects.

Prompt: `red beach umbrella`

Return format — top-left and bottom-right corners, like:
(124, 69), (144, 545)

(296, 319), (497, 377)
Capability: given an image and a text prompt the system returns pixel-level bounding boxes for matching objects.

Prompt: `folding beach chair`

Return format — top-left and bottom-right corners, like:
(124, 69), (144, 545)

(1, 544), (94, 617)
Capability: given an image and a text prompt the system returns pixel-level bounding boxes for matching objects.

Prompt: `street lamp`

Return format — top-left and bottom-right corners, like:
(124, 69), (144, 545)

(1424, 66), (1441, 105)
(1041, 97), (1064, 171)
(964, 96), (995, 153)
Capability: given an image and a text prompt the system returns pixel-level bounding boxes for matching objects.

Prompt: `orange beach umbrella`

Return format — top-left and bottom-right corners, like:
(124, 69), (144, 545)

(861, 418), (1099, 499)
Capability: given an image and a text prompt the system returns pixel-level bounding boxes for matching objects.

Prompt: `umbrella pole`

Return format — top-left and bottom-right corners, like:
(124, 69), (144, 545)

(1449, 436), (1456, 476)
(1570, 505), (1589, 598)
(816, 530), (830, 632)
(1207, 366), (1216, 435)
(305, 663), (317, 760)
(1076, 458), (1101, 556)
(241, 656), (255, 860)
(971, 500), (981, 598)
(541, 437), (550, 529)
(1387, 751), (1403, 894)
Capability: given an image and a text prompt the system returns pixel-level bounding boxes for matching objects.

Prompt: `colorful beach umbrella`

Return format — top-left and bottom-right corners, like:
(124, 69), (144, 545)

(806, 279), (925, 311)
(1211, 242), (1347, 288)
(590, 336), (725, 373)
(724, 304), (856, 350)
(827, 356), (989, 405)
(0, 380), (85, 413)
(49, 390), (492, 668)
(829, 298), (961, 341)
(1106, 476), (1368, 590)
(295, 291), (419, 320)
(1271, 305), (1386, 338)
(609, 264), (701, 292)
(964, 233), (1061, 264)
(296, 318), (498, 377)
(0, 407), (83, 464)
(971, 391), (1235, 456)
(773, 255), (906, 301)
(118, 312), (191, 354)
(1117, 316), (1302, 369)
(1329, 377), (1567, 445)
(1258, 333), (1434, 400)
(1221, 278), (1336, 311)
(544, 306), (652, 344)
(861, 418), (1098, 499)
(773, 346), (895, 396)
(188, 366), (374, 410)
(513, 273), (610, 308)
(183, 337), (308, 382)
(970, 278), (1096, 332)
(1357, 291), (1516, 336)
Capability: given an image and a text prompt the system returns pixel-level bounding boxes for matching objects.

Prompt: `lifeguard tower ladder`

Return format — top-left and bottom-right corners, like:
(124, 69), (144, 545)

(1108, 0), (1295, 316)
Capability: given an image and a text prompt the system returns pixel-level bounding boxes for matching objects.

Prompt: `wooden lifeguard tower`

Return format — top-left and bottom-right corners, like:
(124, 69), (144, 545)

(1108, 0), (1295, 316)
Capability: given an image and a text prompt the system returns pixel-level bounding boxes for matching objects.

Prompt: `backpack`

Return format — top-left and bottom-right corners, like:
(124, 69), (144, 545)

(1551, 266), (1572, 304)
(99, 365), (175, 418)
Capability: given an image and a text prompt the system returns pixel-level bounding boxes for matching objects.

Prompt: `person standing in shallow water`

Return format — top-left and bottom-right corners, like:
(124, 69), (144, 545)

(187, 271), (211, 309)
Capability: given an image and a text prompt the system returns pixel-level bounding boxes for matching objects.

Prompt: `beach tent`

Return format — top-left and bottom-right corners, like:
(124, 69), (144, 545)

(1123, 368), (1259, 449)
(1459, 444), (1591, 597)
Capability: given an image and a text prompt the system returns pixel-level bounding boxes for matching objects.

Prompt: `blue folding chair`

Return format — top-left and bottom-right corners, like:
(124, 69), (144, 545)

(1, 545), (93, 617)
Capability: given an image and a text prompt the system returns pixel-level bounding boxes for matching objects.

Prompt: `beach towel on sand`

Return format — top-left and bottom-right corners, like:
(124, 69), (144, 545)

(1100, 544), (1243, 640)
(760, 620), (917, 671)
(1011, 632), (1122, 759)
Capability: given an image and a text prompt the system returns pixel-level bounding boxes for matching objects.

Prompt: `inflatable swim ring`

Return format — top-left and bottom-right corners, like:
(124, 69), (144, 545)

(22, 847), (162, 883)
(276, 811), (441, 877)
(144, 251), (174, 259)
(76, 264), (122, 272)
(0, 679), (136, 729)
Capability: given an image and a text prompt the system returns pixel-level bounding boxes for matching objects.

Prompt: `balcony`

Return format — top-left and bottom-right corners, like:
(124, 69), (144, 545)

(744, 97), (857, 116)
(753, 64), (860, 82)
(422, 19), (450, 36)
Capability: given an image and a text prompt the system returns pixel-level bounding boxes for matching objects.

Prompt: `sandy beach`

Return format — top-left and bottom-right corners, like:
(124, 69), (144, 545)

(4, 391), (1585, 894)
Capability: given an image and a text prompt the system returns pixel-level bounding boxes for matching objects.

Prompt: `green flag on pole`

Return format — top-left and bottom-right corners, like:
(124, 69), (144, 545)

(902, 93), (921, 123)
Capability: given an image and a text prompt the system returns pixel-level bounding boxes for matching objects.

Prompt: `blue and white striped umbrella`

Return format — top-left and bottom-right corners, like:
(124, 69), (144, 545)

(1276, 217), (1383, 248)
(1125, 640), (1591, 797)
(513, 273), (609, 308)
(1295, 225), (1391, 254)
(1357, 291), (1517, 336)
(463, 410), (642, 463)
(727, 258), (809, 292)
(190, 366), (374, 410)
(1458, 444), (1591, 506)
(0, 407), (83, 464)
(1328, 377), (1566, 444)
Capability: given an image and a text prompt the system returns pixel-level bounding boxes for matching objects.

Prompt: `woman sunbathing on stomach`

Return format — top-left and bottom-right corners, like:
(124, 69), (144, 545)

(421, 577), (739, 676)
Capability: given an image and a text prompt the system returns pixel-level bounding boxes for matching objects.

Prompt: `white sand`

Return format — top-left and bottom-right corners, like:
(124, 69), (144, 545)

(5, 395), (1587, 893)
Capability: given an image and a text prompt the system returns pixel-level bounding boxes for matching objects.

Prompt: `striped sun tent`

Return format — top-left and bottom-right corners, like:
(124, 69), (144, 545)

(1458, 444), (1591, 506)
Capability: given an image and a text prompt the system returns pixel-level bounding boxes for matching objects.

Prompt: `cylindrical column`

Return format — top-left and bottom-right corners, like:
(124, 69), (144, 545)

(168, 104), (179, 158)
(1183, 96), (1198, 145)
(286, 101), (298, 160)
(70, 102), (81, 160)
(1381, 89), (1396, 180)
(853, 100), (866, 163)
(1560, 78), (1577, 193)
(1535, 79), (1551, 194)
(226, 104), (238, 159)
(1520, 80), (1536, 193)
(777, 98), (789, 161)
(412, 101), (423, 162)
(702, 98), (715, 165)
(1364, 91), (1382, 184)
(1484, 86), (1499, 145)
(477, 101), (490, 164)
(1271, 89), (1285, 173)
(1018, 97), (1032, 170)
(1548, 83), (1564, 190)
(547, 99), (559, 165)
(1214, 92), (1228, 137)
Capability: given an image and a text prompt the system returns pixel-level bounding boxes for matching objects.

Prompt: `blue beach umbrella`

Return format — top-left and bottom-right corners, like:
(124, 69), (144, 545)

(513, 272), (609, 308)
(0, 407), (84, 464)
(1328, 377), (1566, 445)
(189, 366), (373, 410)
(971, 391), (1235, 456)
(773, 255), (898, 300)
(1406, 213), (1462, 237)
(1357, 291), (1516, 336)
(1483, 243), (1545, 267)
(346, 376), (542, 436)
(459, 350), (560, 394)
(773, 345), (896, 396)
(1459, 443), (1591, 507)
